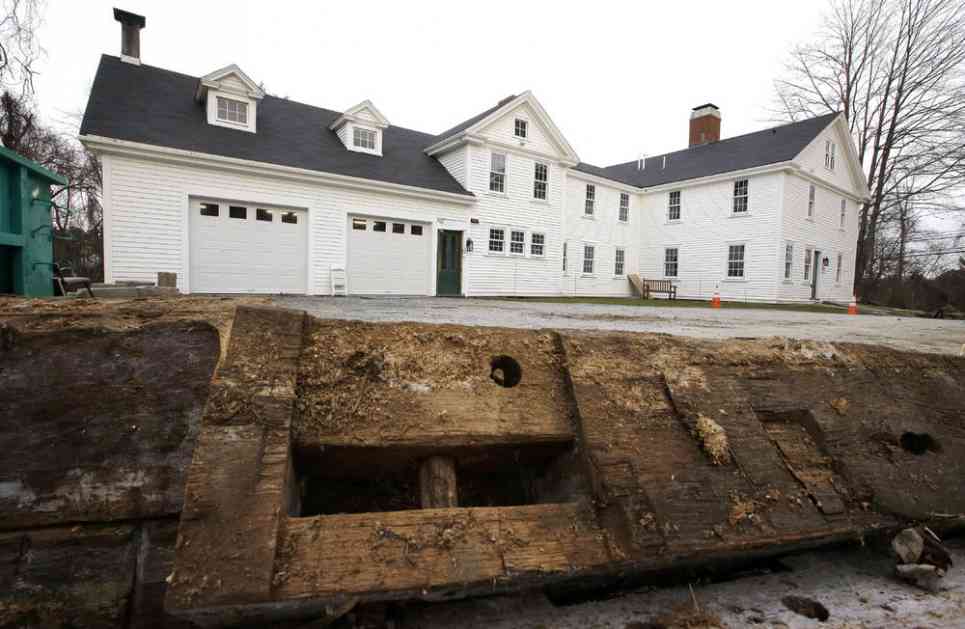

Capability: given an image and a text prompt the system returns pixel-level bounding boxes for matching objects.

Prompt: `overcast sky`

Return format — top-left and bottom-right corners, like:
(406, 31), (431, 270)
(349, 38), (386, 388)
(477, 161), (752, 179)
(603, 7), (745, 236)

(36, 0), (834, 167)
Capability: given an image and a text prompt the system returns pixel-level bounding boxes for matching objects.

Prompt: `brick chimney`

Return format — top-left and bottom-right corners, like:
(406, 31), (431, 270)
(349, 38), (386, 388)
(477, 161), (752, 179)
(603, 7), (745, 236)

(113, 8), (146, 65)
(689, 103), (720, 147)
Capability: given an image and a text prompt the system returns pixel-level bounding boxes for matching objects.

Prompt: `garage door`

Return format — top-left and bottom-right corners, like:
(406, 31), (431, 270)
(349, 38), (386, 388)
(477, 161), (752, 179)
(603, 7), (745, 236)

(348, 216), (431, 295)
(189, 199), (307, 293)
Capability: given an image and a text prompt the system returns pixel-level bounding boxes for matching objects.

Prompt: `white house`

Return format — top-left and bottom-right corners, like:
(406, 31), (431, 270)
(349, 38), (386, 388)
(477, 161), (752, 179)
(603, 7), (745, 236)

(80, 10), (869, 302)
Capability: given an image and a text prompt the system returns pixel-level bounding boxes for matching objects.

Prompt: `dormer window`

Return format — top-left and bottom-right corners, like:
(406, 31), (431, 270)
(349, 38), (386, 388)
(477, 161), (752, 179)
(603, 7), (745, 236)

(217, 97), (248, 125)
(514, 118), (528, 139)
(329, 99), (390, 156)
(353, 127), (377, 150)
(197, 64), (264, 134)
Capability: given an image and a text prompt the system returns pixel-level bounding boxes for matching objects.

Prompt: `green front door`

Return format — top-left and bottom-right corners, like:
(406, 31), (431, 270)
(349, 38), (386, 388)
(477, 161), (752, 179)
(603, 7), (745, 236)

(437, 230), (462, 296)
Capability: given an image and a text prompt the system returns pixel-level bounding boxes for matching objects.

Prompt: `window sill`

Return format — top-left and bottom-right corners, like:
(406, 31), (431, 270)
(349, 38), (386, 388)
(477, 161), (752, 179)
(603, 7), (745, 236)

(531, 199), (550, 205)
(485, 192), (508, 198)
(805, 217), (815, 223)
(580, 273), (596, 278)
(721, 278), (747, 283)
(617, 219), (629, 225)
(665, 219), (682, 225)
(782, 280), (794, 285)
(581, 214), (595, 220)
(728, 212), (752, 218)
(485, 252), (506, 257)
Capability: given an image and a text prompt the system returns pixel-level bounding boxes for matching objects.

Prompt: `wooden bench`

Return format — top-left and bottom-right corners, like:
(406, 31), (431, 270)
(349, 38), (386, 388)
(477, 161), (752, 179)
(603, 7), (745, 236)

(629, 274), (677, 300)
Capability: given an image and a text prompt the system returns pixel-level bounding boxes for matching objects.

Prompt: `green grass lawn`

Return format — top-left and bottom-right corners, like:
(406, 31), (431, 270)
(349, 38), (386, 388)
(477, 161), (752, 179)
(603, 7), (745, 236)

(493, 296), (860, 315)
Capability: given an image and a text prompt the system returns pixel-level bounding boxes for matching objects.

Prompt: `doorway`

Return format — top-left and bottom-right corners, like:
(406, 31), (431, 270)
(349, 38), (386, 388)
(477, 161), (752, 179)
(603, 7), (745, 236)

(437, 230), (462, 296)
(811, 249), (821, 299)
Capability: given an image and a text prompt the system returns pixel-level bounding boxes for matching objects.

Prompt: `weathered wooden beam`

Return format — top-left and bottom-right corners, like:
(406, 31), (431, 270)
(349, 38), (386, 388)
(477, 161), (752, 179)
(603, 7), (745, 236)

(419, 456), (458, 508)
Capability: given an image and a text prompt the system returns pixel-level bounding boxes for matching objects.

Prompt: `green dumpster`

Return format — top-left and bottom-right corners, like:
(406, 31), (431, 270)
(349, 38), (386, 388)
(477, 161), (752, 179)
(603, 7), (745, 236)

(0, 146), (68, 297)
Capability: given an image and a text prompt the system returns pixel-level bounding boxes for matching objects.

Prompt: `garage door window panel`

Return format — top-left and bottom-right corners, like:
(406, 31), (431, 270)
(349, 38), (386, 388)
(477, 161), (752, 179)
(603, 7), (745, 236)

(281, 212), (298, 224)
(229, 206), (247, 220)
(353, 218), (367, 230)
(373, 221), (386, 232)
(411, 225), (423, 236)
(392, 223), (405, 234)
(257, 209), (273, 222)
(200, 203), (219, 217)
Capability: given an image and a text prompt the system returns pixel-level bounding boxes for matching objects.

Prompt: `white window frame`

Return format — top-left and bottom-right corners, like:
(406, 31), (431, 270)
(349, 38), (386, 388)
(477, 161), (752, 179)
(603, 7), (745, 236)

(668, 190), (681, 221)
(584, 184), (595, 216)
(353, 126), (377, 150)
(509, 229), (526, 255)
(533, 162), (548, 200)
(726, 244), (746, 278)
(664, 247), (679, 278)
(804, 248), (813, 280)
(733, 179), (749, 213)
(488, 227), (505, 253)
(614, 247), (625, 276)
(618, 193), (630, 223)
(825, 140), (836, 170)
(836, 252), (843, 283)
(582, 244), (595, 275)
(489, 152), (507, 193)
(840, 199), (847, 228)
(217, 96), (248, 124)
(514, 118), (528, 139)
(530, 232), (545, 257)
(784, 242), (794, 280)
(207, 90), (257, 133)
(808, 184), (815, 218)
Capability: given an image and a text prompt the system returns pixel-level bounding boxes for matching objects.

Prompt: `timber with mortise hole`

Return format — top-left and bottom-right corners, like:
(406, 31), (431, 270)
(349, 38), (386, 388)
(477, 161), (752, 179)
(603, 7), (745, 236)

(0, 299), (963, 628)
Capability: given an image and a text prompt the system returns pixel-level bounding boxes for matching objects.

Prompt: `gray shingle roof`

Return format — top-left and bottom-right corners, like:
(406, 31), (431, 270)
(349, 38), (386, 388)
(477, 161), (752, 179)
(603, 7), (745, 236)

(575, 113), (838, 189)
(80, 56), (473, 196)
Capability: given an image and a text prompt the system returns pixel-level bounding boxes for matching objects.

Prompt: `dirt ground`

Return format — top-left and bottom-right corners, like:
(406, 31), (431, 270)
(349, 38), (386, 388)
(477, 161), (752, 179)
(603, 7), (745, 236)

(274, 295), (965, 356)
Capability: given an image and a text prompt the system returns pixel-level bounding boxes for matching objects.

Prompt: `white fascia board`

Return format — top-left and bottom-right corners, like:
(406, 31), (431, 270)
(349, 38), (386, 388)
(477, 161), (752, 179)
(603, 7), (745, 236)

(640, 161), (796, 194)
(567, 168), (640, 193)
(197, 63), (265, 100)
(80, 135), (477, 206)
(788, 164), (870, 202)
(425, 91), (581, 163)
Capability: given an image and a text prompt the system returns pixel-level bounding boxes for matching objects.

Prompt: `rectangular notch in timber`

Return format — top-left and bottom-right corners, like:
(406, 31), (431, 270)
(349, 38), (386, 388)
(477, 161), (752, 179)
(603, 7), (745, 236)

(292, 442), (587, 516)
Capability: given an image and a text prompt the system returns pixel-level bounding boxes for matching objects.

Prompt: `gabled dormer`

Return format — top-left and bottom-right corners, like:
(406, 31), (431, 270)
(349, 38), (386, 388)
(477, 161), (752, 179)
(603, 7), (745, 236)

(196, 64), (265, 133)
(329, 100), (390, 157)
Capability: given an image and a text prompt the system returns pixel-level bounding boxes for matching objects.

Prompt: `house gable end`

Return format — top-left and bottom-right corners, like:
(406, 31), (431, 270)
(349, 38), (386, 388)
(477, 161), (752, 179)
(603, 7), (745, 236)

(792, 114), (869, 200)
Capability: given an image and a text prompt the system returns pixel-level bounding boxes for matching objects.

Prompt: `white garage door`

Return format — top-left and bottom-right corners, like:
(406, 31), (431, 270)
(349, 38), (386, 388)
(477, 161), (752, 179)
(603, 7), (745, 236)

(189, 199), (307, 293)
(348, 216), (431, 295)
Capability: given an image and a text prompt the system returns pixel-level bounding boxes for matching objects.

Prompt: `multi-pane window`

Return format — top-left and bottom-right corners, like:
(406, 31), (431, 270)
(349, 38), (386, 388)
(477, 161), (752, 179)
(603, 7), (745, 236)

(562, 242), (567, 272)
(353, 127), (377, 150)
(664, 248), (679, 277)
(840, 199), (846, 228)
(411, 225), (423, 236)
(531, 233), (545, 257)
(200, 203), (219, 217)
(619, 193), (630, 222)
(668, 190), (681, 221)
(808, 185), (815, 218)
(584, 184), (595, 215)
(784, 243), (794, 279)
(352, 218), (366, 230)
(836, 253), (843, 283)
(514, 118), (528, 138)
(510, 230), (525, 254)
(392, 223), (405, 234)
(582, 244), (595, 274)
(216, 97), (248, 124)
(229, 206), (247, 220)
(804, 248), (813, 280)
(488, 228), (505, 252)
(256, 209), (273, 222)
(490, 153), (506, 193)
(733, 179), (749, 213)
(533, 162), (548, 200)
(825, 140), (836, 170)
(727, 244), (745, 278)
(281, 211), (298, 224)
(614, 248), (625, 276)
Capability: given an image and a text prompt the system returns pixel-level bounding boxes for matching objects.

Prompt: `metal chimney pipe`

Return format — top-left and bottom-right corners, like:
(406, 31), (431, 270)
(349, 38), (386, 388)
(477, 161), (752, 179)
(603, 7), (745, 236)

(113, 8), (146, 63)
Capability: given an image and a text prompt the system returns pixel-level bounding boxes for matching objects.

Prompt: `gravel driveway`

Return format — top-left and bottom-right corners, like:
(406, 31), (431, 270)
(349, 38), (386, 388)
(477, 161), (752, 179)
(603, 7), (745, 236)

(273, 296), (965, 356)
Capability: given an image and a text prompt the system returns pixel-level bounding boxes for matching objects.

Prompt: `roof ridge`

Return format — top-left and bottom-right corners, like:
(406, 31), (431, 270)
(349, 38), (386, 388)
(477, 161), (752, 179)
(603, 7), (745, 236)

(98, 54), (442, 140)
(604, 112), (839, 170)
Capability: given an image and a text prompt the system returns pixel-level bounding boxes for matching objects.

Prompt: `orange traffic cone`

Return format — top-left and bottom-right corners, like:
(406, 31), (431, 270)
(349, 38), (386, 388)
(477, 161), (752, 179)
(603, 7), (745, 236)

(848, 294), (858, 315)
(711, 287), (721, 309)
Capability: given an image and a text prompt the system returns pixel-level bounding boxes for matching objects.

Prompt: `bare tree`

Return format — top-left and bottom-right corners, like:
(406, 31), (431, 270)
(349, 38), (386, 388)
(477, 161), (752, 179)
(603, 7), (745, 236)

(0, 0), (43, 95)
(775, 0), (965, 292)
